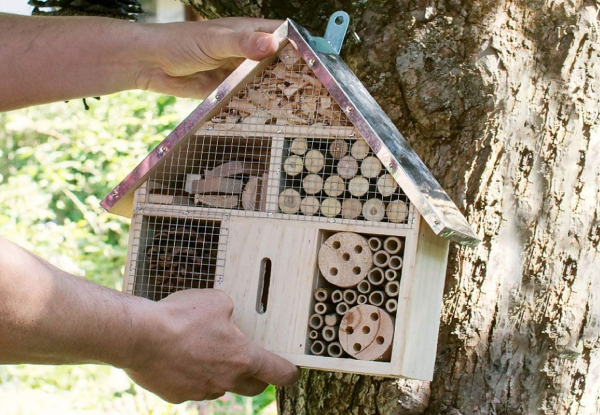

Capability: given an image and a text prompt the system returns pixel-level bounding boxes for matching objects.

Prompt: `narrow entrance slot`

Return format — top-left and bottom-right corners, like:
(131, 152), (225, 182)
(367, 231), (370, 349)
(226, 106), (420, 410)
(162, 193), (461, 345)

(256, 257), (272, 314)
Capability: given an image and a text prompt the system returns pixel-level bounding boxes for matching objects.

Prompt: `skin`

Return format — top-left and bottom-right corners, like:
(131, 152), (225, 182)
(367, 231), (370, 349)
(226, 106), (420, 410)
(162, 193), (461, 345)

(0, 13), (300, 403)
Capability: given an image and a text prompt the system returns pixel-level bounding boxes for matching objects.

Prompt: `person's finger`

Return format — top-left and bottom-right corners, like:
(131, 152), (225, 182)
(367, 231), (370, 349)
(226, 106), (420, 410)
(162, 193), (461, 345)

(246, 343), (301, 386)
(203, 28), (280, 62)
(230, 377), (269, 397)
(210, 17), (284, 34)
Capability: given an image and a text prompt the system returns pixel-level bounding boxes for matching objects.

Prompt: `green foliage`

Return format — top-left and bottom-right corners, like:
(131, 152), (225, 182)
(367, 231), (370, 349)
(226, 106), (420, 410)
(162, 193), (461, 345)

(0, 92), (276, 414)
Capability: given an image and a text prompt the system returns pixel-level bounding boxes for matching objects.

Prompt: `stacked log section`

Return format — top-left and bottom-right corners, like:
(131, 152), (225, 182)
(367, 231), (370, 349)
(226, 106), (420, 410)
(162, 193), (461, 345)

(279, 189), (301, 214)
(300, 196), (320, 216)
(329, 140), (348, 159)
(339, 304), (394, 361)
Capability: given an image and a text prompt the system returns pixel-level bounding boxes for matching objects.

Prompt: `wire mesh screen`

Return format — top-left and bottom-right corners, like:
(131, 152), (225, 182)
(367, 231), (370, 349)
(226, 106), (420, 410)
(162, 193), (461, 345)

(129, 216), (225, 301)
(142, 43), (414, 229)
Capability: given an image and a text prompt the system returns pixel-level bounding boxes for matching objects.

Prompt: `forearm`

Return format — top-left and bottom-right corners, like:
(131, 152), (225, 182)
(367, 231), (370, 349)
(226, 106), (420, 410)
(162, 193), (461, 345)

(0, 13), (150, 111)
(0, 236), (152, 367)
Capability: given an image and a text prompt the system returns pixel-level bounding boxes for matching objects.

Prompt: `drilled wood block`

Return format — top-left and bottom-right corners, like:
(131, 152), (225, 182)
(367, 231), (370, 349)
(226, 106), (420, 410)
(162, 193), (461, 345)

(318, 232), (372, 287)
(339, 304), (394, 361)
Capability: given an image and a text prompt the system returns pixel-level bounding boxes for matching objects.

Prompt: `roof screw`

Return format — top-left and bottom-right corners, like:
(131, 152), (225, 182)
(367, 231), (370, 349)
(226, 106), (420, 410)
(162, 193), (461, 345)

(135, 204), (142, 211)
(112, 190), (119, 197)
(158, 146), (167, 156)
(215, 94), (221, 100)
(389, 162), (394, 168)
(346, 106), (353, 113)
(434, 219), (440, 225)
(308, 58), (315, 67)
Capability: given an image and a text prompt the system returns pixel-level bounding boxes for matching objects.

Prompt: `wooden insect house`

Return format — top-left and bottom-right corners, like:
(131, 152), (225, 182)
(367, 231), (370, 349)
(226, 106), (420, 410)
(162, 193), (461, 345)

(101, 13), (480, 381)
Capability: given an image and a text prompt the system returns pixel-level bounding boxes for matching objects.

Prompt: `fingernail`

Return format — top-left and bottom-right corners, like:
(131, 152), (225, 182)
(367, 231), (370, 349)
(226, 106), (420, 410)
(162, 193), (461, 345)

(257, 35), (272, 52)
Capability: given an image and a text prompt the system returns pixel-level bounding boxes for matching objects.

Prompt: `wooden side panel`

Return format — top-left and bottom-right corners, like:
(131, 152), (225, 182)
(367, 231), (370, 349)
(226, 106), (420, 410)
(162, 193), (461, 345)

(123, 183), (146, 294)
(221, 217), (319, 354)
(393, 216), (449, 380)
(265, 136), (285, 213)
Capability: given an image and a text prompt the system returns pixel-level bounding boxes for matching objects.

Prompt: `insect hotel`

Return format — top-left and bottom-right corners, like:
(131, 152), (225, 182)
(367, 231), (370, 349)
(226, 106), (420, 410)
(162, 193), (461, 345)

(101, 13), (480, 381)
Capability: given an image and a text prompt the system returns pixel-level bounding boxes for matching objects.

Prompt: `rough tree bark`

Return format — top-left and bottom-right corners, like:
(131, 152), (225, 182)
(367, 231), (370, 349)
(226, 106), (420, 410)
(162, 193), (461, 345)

(186, 1), (599, 413)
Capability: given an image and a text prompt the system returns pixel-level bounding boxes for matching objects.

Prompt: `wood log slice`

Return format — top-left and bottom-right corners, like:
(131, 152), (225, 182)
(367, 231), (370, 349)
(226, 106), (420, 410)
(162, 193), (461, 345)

(305, 150), (325, 173)
(290, 137), (308, 155)
(283, 155), (304, 177)
(386, 200), (409, 223)
(317, 232), (372, 287)
(329, 140), (349, 159)
(351, 139), (370, 160)
(337, 155), (359, 179)
(300, 197), (320, 216)
(339, 304), (394, 361)
(302, 174), (323, 195)
(361, 156), (382, 178)
(377, 174), (398, 197)
(348, 176), (369, 197)
(279, 189), (301, 214)
(341, 199), (362, 220)
(204, 161), (247, 178)
(362, 199), (386, 221)
(323, 175), (345, 197)
(320, 198), (342, 217)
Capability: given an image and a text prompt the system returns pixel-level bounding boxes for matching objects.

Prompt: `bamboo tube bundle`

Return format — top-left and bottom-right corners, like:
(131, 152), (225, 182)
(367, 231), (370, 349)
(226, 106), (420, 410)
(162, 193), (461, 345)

(385, 281), (400, 298)
(384, 269), (398, 282)
(368, 291), (385, 307)
(327, 342), (344, 358)
(343, 289), (358, 305)
(336, 302), (349, 315)
(310, 340), (326, 356)
(315, 302), (333, 315)
(357, 279), (371, 294)
(373, 250), (391, 268)
(383, 237), (402, 254)
(331, 289), (344, 303)
(314, 288), (332, 302)
(368, 237), (382, 251)
(389, 255), (403, 270)
(385, 299), (398, 314)
(322, 326), (338, 342)
(368, 267), (385, 286)
(309, 314), (324, 330)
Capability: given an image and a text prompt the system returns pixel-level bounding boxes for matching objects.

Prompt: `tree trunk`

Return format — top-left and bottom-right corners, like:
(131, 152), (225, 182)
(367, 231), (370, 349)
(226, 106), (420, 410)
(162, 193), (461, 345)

(187, 1), (600, 413)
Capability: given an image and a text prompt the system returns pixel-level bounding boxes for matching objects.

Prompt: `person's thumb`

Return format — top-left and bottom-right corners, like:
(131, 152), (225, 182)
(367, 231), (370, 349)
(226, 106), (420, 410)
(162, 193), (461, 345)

(209, 30), (279, 62)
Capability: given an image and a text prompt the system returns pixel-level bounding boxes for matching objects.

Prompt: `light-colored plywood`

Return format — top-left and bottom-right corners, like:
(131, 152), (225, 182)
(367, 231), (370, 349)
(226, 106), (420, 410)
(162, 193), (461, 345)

(276, 353), (396, 377)
(220, 218), (320, 354)
(196, 124), (360, 140)
(265, 136), (285, 213)
(123, 184), (145, 294)
(392, 215), (449, 381)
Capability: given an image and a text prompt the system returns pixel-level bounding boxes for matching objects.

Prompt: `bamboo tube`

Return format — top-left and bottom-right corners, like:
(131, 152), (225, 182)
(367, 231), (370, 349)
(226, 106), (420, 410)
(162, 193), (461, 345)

(315, 302), (333, 315)
(357, 279), (371, 294)
(327, 341), (344, 358)
(368, 267), (385, 286)
(322, 325), (338, 342)
(348, 176), (369, 197)
(383, 237), (402, 255)
(360, 156), (382, 178)
(309, 314), (324, 330)
(305, 149), (325, 173)
(386, 200), (409, 223)
(341, 199), (362, 220)
(357, 294), (368, 305)
(385, 281), (400, 298)
(389, 255), (403, 270)
(314, 288), (332, 302)
(283, 155), (304, 176)
(324, 313), (339, 327)
(320, 198), (342, 217)
(377, 174), (398, 197)
(323, 175), (345, 197)
(385, 299), (398, 314)
(336, 302), (349, 316)
(337, 155), (359, 179)
(310, 340), (326, 356)
(302, 174), (323, 194)
(351, 139), (370, 160)
(343, 289), (358, 305)
(290, 137), (308, 155)
(368, 291), (385, 307)
(329, 139), (348, 159)
(278, 189), (301, 214)
(331, 289), (344, 304)
(385, 269), (398, 282)
(309, 330), (321, 340)
(373, 250), (390, 268)
(363, 199), (385, 221)
(300, 197), (320, 216)
(368, 237), (382, 252)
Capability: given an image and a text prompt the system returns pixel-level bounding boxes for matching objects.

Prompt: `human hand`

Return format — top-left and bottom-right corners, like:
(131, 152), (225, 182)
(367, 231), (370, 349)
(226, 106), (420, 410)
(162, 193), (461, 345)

(136, 17), (283, 99)
(125, 289), (300, 403)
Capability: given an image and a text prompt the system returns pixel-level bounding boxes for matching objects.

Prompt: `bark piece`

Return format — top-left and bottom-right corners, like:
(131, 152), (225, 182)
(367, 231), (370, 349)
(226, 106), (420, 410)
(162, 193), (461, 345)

(363, 199), (385, 221)
(348, 176), (370, 197)
(283, 155), (304, 176)
(318, 232), (372, 287)
(339, 304), (394, 361)
(341, 199), (362, 220)
(241, 176), (260, 211)
(320, 198), (342, 217)
(377, 174), (398, 197)
(329, 140), (349, 159)
(227, 98), (256, 114)
(351, 139), (370, 160)
(302, 174), (323, 194)
(337, 155), (359, 179)
(191, 177), (244, 194)
(184, 174), (202, 194)
(194, 194), (239, 208)
(305, 149), (325, 173)
(386, 200), (409, 223)
(361, 156), (382, 178)
(323, 175), (345, 197)
(278, 189), (301, 214)
(204, 161), (247, 178)
(300, 196), (320, 216)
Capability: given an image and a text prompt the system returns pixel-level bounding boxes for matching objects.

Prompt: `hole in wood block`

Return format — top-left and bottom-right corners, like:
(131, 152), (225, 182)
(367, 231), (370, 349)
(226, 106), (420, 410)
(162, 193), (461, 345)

(346, 326), (354, 335)
(362, 326), (371, 334)
(354, 245), (363, 254)
(332, 241), (341, 249)
(342, 253), (350, 261)
(256, 257), (272, 314)
(353, 343), (362, 351)
(330, 267), (338, 276)
(376, 336), (384, 345)
(371, 313), (379, 321)
(352, 266), (361, 275)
